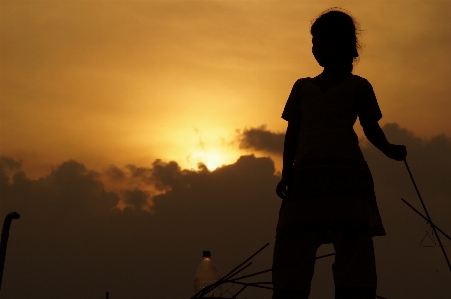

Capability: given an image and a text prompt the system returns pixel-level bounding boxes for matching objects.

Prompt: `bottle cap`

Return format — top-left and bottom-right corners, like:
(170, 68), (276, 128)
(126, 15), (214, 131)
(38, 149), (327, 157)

(203, 251), (211, 258)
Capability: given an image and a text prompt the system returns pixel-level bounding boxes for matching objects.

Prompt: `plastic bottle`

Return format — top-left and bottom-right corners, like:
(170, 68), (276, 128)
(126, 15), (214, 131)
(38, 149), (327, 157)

(194, 251), (222, 297)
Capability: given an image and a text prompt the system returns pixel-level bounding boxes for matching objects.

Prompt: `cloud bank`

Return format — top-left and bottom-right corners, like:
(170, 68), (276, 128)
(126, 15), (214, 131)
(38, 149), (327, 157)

(1, 123), (450, 299)
(1, 154), (281, 299)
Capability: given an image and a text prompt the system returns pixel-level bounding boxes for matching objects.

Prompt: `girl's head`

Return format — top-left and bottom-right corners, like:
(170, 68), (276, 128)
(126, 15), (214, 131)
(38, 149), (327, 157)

(311, 9), (361, 72)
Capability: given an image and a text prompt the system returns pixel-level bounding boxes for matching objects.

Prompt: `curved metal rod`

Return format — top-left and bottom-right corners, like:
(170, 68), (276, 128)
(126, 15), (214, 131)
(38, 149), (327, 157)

(0, 212), (21, 290)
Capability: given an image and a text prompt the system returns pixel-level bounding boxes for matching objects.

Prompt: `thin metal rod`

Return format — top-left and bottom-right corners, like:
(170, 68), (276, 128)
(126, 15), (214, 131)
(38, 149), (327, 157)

(229, 253), (336, 281)
(197, 279), (291, 296)
(224, 279), (299, 295)
(202, 262), (252, 297)
(225, 262), (252, 281)
(222, 243), (269, 281)
(241, 281), (273, 284)
(224, 280), (276, 291)
(225, 280), (388, 299)
(193, 263), (251, 299)
(225, 279), (388, 299)
(231, 285), (247, 299)
(221, 269), (250, 296)
(404, 160), (433, 223)
(401, 198), (451, 241)
(195, 281), (219, 299)
(404, 160), (451, 272)
(191, 243), (269, 298)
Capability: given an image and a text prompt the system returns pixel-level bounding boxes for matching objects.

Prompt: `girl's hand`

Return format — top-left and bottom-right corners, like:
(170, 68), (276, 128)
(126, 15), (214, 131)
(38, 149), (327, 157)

(276, 177), (293, 200)
(384, 144), (407, 161)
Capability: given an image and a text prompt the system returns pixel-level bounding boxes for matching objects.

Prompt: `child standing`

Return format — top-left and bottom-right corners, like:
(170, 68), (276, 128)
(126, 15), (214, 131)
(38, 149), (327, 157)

(273, 9), (407, 299)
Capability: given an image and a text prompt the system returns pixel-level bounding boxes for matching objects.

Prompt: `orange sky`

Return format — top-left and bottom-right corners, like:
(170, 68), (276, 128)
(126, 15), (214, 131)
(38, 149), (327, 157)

(1, 2), (451, 298)
(2, 0), (451, 176)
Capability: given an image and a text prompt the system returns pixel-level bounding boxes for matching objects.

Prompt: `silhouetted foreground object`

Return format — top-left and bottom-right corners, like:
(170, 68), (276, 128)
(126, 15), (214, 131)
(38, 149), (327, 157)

(191, 243), (270, 299)
(0, 212), (20, 291)
(194, 251), (222, 297)
(274, 6), (408, 298)
(189, 243), (387, 298)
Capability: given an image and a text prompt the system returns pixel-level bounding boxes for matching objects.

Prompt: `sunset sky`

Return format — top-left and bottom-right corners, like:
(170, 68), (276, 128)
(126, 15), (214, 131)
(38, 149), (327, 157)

(2, 0), (451, 175)
(1, 1), (451, 299)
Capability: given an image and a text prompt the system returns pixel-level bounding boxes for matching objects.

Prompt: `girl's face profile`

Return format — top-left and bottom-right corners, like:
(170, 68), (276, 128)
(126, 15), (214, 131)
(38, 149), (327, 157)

(312, 34), (352, 69)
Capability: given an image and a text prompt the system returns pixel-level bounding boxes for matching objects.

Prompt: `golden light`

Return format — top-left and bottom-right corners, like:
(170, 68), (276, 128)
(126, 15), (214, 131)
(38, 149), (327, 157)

(188, 148), (236, 171)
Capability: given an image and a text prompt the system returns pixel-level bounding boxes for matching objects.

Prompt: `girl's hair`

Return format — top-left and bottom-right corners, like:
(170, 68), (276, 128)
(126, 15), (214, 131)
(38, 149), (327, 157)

(311, 8), (362, 64)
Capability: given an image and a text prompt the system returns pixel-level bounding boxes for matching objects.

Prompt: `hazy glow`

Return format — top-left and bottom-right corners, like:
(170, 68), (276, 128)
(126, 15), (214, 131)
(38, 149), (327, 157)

(189, 149), (231, 171)
(161, 124), (243, 170)
(1, 1), (451, 176)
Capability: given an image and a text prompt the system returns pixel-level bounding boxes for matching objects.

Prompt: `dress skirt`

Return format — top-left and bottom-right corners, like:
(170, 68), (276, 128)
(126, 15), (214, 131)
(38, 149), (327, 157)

(276, 157), (386, 244)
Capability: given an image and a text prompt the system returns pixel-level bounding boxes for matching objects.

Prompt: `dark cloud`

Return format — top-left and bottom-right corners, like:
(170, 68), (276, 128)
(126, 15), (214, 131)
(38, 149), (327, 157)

(0, 154), (281, 299)
(151, 159), (188, 191)
(238, 125), (285, 154)
(105, 165), (126, 181)
(1, 123), (450, 298)
(122, 189), (151, 210)
(0, 156), (22, 171)
(0, 157), (23, 187)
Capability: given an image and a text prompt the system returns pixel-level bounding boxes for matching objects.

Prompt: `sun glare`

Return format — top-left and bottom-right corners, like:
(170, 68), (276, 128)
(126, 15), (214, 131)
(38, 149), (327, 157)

(188, 148), (235, 171)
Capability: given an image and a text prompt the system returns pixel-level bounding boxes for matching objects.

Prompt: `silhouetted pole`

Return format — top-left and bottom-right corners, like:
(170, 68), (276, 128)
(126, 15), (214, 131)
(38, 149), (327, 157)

(106, 291), (109, 299)
(0, 212), (21, 290)
(401, 198), (451, 241)
(404, 160), (451, 272)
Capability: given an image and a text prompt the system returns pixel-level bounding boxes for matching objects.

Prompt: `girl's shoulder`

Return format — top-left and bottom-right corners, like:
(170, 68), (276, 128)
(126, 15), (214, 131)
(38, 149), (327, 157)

(349, 74), (372, 85)
(351, 75), (375, 92)
(293, 74), (371, 84)
(291, 75), (368, 89)
(291, 75), (374, 94)
(291, 77), (314, 91)
(293, 77), (311, 85)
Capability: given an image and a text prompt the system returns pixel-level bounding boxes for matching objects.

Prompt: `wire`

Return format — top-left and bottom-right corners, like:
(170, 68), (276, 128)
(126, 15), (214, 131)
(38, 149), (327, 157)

(400, 198), (451, 241)
(403, 159), (451, 272)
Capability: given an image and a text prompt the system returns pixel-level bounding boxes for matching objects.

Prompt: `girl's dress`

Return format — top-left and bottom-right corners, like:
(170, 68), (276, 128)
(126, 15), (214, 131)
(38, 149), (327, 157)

(277, 74), (386, 244)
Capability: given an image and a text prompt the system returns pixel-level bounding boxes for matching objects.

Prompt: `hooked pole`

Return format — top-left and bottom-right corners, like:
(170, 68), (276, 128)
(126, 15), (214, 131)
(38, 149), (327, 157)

(0, 212), (21, 290)
(403, 160), (451, 272)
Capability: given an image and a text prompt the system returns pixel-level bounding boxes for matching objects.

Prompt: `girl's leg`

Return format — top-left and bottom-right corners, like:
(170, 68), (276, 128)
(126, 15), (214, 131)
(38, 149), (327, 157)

(331, 231), (377, 299)
(272, 231), (322, 299)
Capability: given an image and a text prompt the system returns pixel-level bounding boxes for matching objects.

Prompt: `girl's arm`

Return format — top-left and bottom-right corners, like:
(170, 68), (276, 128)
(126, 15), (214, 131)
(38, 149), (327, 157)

(362, 120), (407, 161)
(282, 121), (300, 178)
(276, 120), (300, 199)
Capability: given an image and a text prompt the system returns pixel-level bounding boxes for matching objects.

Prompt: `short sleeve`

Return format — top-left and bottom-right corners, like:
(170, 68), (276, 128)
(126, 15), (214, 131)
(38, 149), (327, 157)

(355, 79), (382, 124)
(281, 79), (302, 122)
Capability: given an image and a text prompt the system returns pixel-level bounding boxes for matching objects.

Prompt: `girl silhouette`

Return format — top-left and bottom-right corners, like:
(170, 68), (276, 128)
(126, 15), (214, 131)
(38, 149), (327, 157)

(273, 8), (407, 299)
